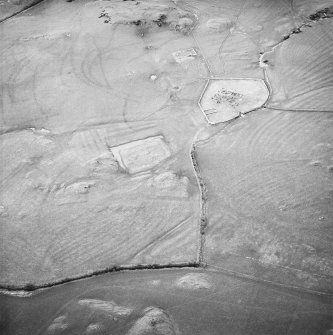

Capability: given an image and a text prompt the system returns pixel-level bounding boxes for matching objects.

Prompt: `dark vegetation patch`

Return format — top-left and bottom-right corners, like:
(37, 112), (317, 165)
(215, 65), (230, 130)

(101, 12), (171, 30)
(308, 6), (333, 21)
(98, 2), (197, 35)
(211, 88), (243, 107)
(153, 14), (167, 27)
(291, 27), (301, 34)
(278, 7), (333, 44)
(23, 283), (37, 291)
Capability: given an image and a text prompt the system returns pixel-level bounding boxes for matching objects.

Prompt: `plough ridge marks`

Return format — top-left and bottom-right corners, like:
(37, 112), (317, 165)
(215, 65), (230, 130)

(197, 110), (333, 294)
(1, 1), (333, 302)
(260, 7), (333, 110)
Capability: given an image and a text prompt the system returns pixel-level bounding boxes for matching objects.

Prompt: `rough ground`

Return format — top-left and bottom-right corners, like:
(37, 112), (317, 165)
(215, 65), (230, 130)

(0, 0), (333, 334)
(2, 269), (332, 335)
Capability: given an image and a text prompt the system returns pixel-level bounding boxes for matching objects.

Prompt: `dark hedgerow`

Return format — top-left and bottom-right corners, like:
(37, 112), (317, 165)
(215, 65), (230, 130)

(23, 283), (37, 291)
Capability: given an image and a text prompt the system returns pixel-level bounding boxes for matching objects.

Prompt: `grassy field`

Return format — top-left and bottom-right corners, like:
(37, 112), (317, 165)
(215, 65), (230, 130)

(1, 0), (332, 333)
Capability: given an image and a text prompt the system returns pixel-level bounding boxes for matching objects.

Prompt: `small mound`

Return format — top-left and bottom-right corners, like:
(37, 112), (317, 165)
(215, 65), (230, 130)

(46, 315), (68, 334)
(86, 323), (104, 334)
(78, 299), (133, 318)
(175, 273), (212, 290)
(147, 172), (189, 197)
(126, 307), (181, 335)
(172, 48), (197, 63)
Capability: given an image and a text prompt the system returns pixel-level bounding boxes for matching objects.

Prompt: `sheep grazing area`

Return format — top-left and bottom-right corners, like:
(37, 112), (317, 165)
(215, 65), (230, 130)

(1, 0), (332, 334)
